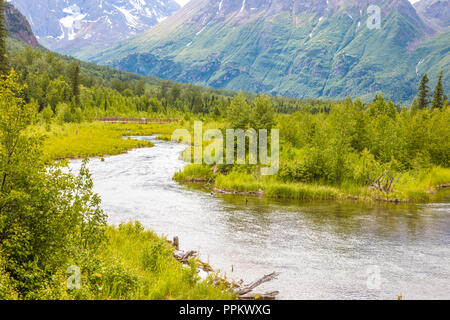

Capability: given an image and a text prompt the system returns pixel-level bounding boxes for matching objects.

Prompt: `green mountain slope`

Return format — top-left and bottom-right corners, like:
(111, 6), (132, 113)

(91, 0), (449, 103)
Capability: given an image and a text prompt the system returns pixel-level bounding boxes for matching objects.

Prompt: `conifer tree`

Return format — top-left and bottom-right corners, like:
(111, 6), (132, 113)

(0, 0), (9, 76)
(70, 62), (80, 108)
(417, 74), (431, 109)
(432, 71), (444, 110)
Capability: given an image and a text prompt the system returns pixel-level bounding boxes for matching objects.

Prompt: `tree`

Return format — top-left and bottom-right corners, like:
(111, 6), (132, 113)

(134, 80), (145, 96)
(432, 71), (444, 110)
(251, 94), (275, 131)
(186, 84), (202, 113)
(0, 71), (106, 296)
(69, 62), (80, 108)
(417, 74), (431, 109)
(227, 92), (251, 129)
(159, 80), (170, 102)
(169, 83), (182, 105)
(0, 0), (8, 76)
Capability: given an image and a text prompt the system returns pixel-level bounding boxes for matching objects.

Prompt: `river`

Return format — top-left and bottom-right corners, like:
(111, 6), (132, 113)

(69, 136), (450, 300)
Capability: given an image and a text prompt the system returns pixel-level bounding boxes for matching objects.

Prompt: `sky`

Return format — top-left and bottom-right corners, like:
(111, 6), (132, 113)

(174, 0), (191, 6)
(174, 0), (421, 7)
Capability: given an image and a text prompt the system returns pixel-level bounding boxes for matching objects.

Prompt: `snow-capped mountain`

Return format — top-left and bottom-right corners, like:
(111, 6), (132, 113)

(7, 0), (181, 57)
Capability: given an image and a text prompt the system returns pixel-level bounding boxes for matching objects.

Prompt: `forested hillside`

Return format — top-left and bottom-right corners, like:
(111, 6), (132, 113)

(91, 0), (450, 103)
(0, 0), (449, 301)
(6, 36), (336, 124)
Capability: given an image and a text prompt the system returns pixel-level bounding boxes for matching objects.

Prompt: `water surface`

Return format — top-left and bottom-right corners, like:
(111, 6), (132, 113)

(70, 137), (450, 300)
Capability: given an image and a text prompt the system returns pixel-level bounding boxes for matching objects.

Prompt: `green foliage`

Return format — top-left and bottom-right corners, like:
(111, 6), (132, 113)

(69, 62), (80, 107)
(41, 122), (156, 162)
(252, 94), (275, 131)
(226, 92), (275, 131)
(432, 71), (445, 110)
(226, 92), (251, 129)
(418, 74), (431, 109)
(0, 74), (230, 300)
(174, 164), (214, 182)
(0, 0), (8, 76)
(177, 91), (449, 201)
(97, 222), (234, 300)
(0, 71), (107, 297)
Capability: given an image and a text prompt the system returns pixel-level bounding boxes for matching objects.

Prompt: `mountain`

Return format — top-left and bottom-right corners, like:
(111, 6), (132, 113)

(414, 0), (450, 31)
(7, 0), (180, 58)
(91, 0), (449, 103)
(4, 2), (39, 47)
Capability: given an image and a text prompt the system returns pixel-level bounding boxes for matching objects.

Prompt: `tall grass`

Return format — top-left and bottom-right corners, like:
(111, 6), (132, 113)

(178, 164), (450, 202)
(393, 166), (450, 201)
(97, 222), (234, 300)
(1, 222), (235, 300)
(215, 172), (340, 200)
(173, 164), (214, 182)
(215, 172), (264, 192)
(265, 182), (340, 200)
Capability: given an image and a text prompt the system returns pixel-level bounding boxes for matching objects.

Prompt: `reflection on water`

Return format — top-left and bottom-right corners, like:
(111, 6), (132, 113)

(70, 137), (450, 300)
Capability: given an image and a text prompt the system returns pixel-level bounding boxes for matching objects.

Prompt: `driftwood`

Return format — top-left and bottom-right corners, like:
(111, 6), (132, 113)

(233, 272), (280, 300)
(169, 237), (280, 300)
(173, 250), (197, 263)
(236, 272), (280, 295)
(369, 171), (401, 193)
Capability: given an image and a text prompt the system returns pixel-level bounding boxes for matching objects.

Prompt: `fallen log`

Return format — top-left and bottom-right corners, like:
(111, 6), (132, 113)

(170, 237), (280, 300)
(173, 250), (197, 263)
(236, 272), (280, 296)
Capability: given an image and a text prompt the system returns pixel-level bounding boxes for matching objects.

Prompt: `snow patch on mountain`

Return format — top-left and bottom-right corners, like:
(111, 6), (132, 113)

(8, 0), (181, 56)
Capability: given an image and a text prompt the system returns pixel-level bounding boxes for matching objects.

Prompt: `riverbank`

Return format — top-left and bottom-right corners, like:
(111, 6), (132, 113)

(1, 221), (235, 300)
(43, 120), (448, 204)
(65, 139), (450, 299)
(14, 122), (236, 300)
(38, 122), (181, 162)
(174, 164), (450, 203)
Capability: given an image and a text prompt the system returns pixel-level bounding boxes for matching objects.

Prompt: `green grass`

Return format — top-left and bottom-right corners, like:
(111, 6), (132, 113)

(38, 122), (185, 161)
(174, 164), (215, 182)
(265, 182), (340, 200)
(215, 172), (264, 192)
(9, 222), (235, 300)
(392, 166), (450, 201)
(97, 222), (235, 300)
(215, 172), (340, 200)
(177, 164), (450, 202)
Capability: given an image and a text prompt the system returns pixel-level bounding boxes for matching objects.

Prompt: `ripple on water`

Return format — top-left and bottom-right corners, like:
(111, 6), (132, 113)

(69, 137), (450, 300)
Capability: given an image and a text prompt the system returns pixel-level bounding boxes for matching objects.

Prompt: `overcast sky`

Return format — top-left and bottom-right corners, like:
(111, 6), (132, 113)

(174, 0), (421, 7)
(174, 0), (191, 6)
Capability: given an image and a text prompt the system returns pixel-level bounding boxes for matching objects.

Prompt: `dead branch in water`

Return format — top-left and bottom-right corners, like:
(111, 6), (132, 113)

(369, 171), (401, 193)
(169, 237), (280, 300)
(173, 250), (197, 263)
(236, 272), (280, 295)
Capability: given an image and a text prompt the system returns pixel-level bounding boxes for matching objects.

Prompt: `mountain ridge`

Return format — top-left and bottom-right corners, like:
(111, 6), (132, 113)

(4, 2), (39, 47)
(90, 0), (449, 103)
(8, 0), (181, 58)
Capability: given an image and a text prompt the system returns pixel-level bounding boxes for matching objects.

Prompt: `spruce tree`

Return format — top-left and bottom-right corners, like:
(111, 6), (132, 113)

(70, 62), (80, 108)
(432, 71), (444, 110)
(0, 0), (9, 76)
(418, 74), (431, 109)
